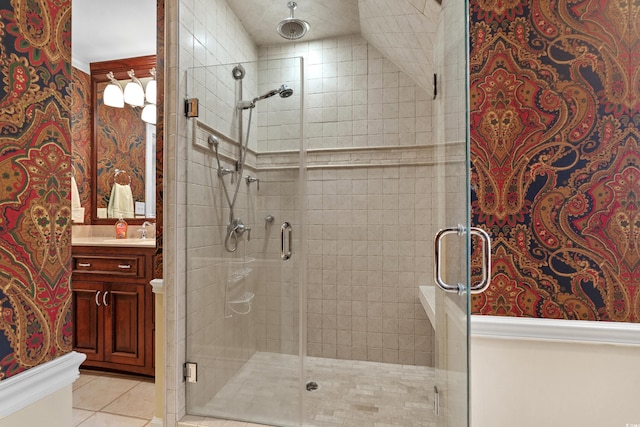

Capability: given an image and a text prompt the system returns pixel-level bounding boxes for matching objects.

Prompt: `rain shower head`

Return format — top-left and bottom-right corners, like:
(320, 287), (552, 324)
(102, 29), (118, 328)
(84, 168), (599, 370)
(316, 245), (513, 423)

(237, 84), (294, 109)
(277, 2), (309, 41)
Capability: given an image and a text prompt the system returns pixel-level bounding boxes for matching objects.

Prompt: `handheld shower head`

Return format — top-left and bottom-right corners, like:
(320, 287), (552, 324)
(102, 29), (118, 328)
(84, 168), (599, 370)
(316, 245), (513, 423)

(238, 84), (295, 109)
(254, 87), (282, 102)
(279, 84), (294, 98)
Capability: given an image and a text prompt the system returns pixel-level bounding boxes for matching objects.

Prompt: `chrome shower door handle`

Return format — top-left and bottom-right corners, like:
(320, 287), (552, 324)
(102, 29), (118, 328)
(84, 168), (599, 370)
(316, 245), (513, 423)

(281, 222), (292, 261)
(434, 225), (492, 294)
(469, 227), (492, 294)
(434, 225), (465, 294)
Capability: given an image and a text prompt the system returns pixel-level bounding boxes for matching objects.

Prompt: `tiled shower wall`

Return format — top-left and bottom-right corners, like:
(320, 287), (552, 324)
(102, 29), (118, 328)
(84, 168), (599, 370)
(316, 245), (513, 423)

(258, 35), (437, 365)
(169, 0), (462, 422)
(171, 0), (257, 425)
(359, 0), (441, 93)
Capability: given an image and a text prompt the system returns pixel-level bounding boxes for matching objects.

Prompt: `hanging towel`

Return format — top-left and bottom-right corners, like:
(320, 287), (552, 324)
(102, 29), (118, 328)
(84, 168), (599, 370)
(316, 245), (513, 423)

(107, 183), (135, 218)
(71, 176), (85, 223)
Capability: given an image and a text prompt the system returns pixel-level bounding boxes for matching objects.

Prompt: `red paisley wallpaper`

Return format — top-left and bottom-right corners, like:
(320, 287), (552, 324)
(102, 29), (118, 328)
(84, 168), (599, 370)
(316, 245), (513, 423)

(470, 1), (640, 322)
(0, 0), (73, 378)
(71, 67), (92, 222)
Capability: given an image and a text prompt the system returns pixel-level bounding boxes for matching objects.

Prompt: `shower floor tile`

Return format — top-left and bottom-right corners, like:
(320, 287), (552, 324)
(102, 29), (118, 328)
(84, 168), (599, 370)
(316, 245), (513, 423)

(183, 352), (435, 427)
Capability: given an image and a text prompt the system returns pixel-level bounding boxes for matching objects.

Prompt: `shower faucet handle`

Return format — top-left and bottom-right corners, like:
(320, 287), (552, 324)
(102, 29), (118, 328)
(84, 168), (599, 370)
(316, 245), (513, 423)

(218, 167), (233, 177)
(231, 219), (251, 242)
(246, 175), (259, 190)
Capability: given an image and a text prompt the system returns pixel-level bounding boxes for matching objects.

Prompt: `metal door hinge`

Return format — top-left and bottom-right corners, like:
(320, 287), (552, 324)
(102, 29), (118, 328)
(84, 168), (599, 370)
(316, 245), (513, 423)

(184, 362), (197, 383)
(434, 385), (440, 416)
(185, 98), (199, 118)
(433, 74), (437, 100)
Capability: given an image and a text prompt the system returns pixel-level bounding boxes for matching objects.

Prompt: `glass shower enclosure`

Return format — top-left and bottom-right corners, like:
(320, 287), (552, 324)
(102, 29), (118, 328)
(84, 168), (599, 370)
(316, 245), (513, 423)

(182, 0), (473, 425)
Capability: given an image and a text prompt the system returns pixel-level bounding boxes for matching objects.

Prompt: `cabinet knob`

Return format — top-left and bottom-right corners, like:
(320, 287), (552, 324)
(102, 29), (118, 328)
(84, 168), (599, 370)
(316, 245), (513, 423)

(118, 264), (132, 269)
(78, 262), (92, 268)
(103, 291), (109, 306)
(95, 290), (101, 307)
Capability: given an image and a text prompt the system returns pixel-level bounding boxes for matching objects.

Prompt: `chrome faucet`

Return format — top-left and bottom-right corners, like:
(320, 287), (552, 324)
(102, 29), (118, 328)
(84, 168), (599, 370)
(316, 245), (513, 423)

(224, 218), (252, 252)
(139, 221), (154, 239)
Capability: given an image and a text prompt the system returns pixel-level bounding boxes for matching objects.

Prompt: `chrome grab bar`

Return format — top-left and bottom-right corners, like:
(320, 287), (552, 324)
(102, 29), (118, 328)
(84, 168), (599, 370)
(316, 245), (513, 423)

(281, 222), (292, 261)
(434, 225), (492, 294)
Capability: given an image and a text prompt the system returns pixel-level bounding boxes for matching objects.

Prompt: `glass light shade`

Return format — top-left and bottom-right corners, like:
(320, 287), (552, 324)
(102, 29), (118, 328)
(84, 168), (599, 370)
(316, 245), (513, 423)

(103, 83), (124, 108)
(124, 80), (145, 106)
(145, 79), (157, 104)
(141, 103), (156, 124)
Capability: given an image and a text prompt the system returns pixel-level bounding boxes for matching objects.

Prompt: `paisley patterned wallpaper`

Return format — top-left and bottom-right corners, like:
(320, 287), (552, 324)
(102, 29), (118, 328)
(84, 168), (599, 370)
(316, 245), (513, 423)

(470, 1), (640, 322)
(71, 67), (92, 223)
(0, 0), (73, 378)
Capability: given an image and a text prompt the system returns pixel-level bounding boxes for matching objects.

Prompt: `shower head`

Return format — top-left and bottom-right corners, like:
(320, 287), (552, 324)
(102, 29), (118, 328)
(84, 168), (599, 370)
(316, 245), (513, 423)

(237, 84), (294, 109)
(255, 87), (283, 102)
(256, 84), (294, 101)
(277, 2), (309, 41)
(280, 84), (294, 98)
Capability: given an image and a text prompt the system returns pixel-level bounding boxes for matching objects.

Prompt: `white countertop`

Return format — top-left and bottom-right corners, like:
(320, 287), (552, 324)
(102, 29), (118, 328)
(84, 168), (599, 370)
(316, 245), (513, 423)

(72, 236), (156, 248)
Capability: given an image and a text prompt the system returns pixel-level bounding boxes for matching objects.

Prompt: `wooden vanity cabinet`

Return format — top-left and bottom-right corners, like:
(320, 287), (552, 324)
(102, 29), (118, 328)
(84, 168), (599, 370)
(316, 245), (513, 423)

(72, 245), (155, 377)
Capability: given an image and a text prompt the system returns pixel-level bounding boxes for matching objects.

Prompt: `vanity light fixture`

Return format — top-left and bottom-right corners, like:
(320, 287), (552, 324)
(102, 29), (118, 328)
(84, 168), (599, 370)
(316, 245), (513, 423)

(141, 67), (157, 124)
(103, 71), (125, 108)
(145, 67), (157, 104)
(123, 69), (145, 107)
(104, 68), (157, 124)
(141, 103), (156, 124)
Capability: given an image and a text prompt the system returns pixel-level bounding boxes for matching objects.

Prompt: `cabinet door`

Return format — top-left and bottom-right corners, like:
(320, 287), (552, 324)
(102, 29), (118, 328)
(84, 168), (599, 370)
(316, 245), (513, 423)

(103, 283), (145, 367)
(72, 281), (103, 361)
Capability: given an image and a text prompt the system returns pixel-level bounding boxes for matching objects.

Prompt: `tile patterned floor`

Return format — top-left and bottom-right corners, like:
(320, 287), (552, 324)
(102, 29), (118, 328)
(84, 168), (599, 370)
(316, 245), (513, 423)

(182, 352), (435, 427)
(73, 370), (155, 427)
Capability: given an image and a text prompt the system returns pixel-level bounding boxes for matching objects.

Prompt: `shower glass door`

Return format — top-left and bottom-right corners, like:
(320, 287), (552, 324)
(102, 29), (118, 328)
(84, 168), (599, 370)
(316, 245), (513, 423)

(431, 0), (473, 425)
(184, 58), (305, 426)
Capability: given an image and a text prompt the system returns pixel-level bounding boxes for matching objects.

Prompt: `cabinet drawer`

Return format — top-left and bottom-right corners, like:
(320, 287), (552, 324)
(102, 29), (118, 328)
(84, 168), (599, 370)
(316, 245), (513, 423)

(73, 255), (144, 278)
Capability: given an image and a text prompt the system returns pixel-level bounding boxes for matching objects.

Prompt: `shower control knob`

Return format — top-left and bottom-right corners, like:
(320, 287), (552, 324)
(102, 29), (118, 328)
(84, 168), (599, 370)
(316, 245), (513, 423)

(232, 219), (251, 241)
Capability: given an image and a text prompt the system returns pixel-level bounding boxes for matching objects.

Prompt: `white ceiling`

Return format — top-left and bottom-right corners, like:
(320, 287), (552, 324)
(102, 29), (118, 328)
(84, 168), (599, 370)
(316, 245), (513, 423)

(225, 0), (361, 46)
(72, 0), (157, 73)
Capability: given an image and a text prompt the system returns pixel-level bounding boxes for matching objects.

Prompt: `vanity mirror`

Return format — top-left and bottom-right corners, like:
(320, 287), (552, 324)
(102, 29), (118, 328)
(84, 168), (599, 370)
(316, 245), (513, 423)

(90, 55), (157, 224)
(72, 0), (159, 226)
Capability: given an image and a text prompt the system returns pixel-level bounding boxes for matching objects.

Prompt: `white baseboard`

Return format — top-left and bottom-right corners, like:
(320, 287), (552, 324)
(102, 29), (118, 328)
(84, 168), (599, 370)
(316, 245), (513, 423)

(471, 315), (640, 345)
(0, 351), (86, 417)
